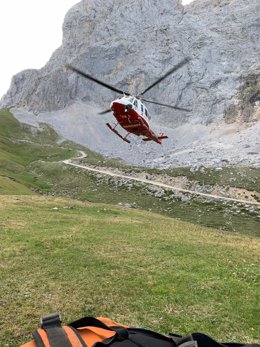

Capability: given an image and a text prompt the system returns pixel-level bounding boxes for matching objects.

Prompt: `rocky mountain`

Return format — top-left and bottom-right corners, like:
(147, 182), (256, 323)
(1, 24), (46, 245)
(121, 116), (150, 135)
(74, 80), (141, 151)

(1, 0), (259, 168)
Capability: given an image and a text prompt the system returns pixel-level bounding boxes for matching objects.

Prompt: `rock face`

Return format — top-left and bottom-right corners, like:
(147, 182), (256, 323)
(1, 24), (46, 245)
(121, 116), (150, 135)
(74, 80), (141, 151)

(1, 0), (259, 167)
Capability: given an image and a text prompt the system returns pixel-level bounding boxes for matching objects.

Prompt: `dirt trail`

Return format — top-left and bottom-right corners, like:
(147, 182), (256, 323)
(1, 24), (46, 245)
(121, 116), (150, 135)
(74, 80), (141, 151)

(63, 152), (260, 207)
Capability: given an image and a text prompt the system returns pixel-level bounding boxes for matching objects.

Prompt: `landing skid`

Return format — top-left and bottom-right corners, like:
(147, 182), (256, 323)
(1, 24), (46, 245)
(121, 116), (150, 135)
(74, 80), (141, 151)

(143, 135), (168, 143)
(106, 123), (131, 143)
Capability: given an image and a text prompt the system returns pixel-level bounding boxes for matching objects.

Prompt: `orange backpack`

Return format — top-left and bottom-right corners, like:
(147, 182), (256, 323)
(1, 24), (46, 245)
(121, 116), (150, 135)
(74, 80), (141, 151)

(20, 313), (259, 347)
(21, 314), (127, 347)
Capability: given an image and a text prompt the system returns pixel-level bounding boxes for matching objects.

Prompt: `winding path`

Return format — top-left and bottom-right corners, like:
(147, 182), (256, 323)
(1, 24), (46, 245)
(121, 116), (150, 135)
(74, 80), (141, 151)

(63, 151), (260, 207)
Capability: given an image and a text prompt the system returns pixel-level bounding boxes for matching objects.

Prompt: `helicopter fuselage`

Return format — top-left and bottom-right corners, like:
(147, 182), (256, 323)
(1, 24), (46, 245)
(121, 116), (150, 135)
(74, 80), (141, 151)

(109, 96), (165, 144)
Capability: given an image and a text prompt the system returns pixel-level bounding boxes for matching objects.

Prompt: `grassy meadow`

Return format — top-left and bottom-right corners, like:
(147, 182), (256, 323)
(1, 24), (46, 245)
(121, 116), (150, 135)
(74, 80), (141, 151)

(0, 195), (259, 346)
(0, 109), (259, 346)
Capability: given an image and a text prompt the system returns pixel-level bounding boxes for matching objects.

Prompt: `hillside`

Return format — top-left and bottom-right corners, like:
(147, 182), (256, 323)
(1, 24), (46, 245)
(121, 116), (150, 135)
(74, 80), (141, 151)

(0, 109), (78, 194)
(0, 0), (259, 168)
(0, 109), (259, 235)
(0, 195), (259, 346)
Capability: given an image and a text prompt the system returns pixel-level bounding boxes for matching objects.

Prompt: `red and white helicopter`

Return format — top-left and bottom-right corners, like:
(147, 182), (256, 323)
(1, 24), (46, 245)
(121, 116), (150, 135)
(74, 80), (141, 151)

(67, 58), (191, 144)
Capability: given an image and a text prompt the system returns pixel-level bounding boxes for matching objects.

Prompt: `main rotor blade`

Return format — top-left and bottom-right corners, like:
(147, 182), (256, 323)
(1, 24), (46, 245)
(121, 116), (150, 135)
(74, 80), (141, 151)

(67, 64), (129, 95)
(99, 108), (112, 115)
(142, 98), (191, 112)
(139, 57), (191, 97)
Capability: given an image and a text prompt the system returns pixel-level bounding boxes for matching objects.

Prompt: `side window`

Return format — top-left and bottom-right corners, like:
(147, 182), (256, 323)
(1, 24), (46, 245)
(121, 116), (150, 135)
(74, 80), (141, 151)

(141, 104), (143, 113)
(134, 99), (138, 107)
(145, 108), (151, 120)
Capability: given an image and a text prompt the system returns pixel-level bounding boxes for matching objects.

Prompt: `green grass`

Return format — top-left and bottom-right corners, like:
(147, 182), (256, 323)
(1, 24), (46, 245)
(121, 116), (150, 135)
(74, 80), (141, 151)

(0, 175), (34, 195)
(0, 196), (259, 347)
(0, 109), (80, 193)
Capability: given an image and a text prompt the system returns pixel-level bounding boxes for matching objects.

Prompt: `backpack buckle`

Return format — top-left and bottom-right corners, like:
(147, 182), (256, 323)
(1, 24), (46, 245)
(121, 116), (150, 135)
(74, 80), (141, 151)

(40, 312), (62, 329)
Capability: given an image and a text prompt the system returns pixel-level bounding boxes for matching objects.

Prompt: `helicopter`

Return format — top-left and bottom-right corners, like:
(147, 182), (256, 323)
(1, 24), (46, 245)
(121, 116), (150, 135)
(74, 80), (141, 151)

(67, 57), (191, 144)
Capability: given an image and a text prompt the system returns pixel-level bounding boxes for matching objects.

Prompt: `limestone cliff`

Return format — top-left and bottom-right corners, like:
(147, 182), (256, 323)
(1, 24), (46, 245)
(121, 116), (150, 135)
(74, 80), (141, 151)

(1, 0), (259, 167)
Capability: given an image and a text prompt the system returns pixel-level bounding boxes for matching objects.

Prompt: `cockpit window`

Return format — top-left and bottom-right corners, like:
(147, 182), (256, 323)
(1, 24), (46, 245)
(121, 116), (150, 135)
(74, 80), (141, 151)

(145, 108), (151, 120)
(126, 96), (134, 104)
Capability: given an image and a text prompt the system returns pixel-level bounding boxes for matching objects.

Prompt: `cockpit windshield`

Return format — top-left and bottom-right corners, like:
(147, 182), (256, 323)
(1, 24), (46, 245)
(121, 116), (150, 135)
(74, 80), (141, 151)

(125, 96), (134, 104)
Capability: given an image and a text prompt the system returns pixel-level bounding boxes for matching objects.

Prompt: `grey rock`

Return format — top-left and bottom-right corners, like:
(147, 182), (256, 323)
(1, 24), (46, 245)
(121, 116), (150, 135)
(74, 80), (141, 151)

(1, 0), (259, 168)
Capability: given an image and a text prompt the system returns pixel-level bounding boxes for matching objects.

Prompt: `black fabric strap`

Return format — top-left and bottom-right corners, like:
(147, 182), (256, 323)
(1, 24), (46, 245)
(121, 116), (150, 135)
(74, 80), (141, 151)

(34, 313), (73, 347)
(32, 327), (73, 347)
(69, 316), (115, 331)
(68, 326), (88, 347)
(32, 330), (45, 347)
(112, 327), (129, 340)
(45, 327), (73, 347)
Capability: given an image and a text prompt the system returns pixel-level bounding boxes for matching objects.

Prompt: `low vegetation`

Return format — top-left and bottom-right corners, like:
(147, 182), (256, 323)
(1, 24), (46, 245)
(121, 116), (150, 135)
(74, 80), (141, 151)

(30, 160), (259, 236)
(79, 153), (260, 194)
